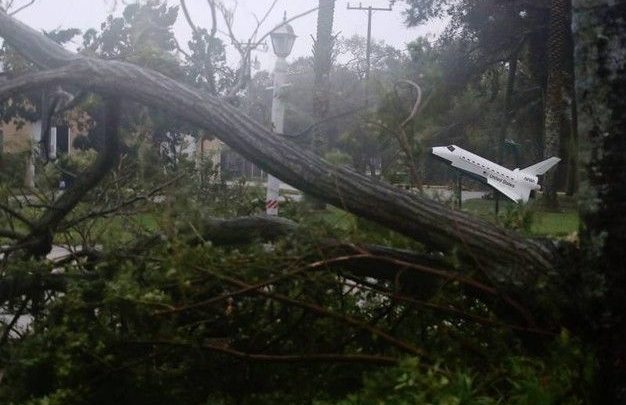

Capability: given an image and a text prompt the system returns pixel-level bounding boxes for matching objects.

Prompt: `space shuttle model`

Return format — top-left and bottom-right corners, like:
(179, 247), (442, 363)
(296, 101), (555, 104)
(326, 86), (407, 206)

(432, 145), (560, 203)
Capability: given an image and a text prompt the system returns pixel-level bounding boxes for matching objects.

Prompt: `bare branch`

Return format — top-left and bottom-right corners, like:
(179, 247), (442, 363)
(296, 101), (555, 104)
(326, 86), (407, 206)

(179, 0), (198, 35)
(251, 7), (318, 50)
(397, 79), (423, 128)
(223, 5), (319, 97)
(173, 37), (191, 59)
(248, 0), (278, 44)
(8, 0), (35, 16)
(207, 0), (218, 38)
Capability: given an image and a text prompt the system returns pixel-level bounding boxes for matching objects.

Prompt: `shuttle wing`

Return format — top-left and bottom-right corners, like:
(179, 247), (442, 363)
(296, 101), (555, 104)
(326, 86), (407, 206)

(522, 157), (561, 176)
(450, 157), (477, 174)
(487, 178), (531, 203)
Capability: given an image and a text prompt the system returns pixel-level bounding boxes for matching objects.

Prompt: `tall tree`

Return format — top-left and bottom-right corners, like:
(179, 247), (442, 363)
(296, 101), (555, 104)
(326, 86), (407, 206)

(402, 0), (581, 196)
(312, 0), (336, 156)
(574, 0), (626, 401)
(542, 0), (574, 208)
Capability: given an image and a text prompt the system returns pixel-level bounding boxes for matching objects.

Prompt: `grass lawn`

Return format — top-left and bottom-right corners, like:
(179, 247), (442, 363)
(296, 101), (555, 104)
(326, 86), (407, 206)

(312, 193), (580, 240)
(462, 196), (579, 237)
(306, 192), (580, 250)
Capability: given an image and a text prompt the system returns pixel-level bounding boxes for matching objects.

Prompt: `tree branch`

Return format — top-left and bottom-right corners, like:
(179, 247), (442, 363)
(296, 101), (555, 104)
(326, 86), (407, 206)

(397, 79), (423, 128)
(0, 297), (28, 347)
(179, 0), (199, 35)
(0, 229), (24, 240)
(60, 174), (184, 229)
(130, 340), (399, 365)
(7, 0), (35, 16)
(207, 0), (217, 38)
(0, 10), (563, 313)
(188, 261), (428, 357)
(16, 95), (121, 256)
(0, 201), (34, 228)
(180, 215), (298, 246)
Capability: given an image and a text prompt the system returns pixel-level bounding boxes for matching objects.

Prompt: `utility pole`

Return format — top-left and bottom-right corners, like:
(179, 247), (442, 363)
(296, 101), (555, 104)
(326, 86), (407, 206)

(232, 40), (268, 85)
(347, 2), (392, 177)
(346, 2), (393, 82)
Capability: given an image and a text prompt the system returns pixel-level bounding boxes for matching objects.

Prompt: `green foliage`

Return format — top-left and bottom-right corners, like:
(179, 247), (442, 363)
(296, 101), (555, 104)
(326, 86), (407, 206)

(0, 171), (594, 404)
(81, 0), (181, 76)
(462, 198), (580, 237)
(497, 204), (535, 233)
(44, 28), (82, 45)
(186, 29), (234, 95)
(0, 151), (27, 188)
(330, 331), (594, 404)
(331, 359), (496, 405)
(0, 42), (40, 127)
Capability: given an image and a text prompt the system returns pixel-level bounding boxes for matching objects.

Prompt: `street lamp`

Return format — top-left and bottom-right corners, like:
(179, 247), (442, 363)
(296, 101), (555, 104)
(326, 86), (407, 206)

(269, 18), (296, 58)
(266, 15), (296, 216)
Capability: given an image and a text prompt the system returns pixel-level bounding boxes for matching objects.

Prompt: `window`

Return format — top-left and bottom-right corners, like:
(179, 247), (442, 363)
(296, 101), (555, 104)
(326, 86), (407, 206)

(55, 126), (70, 155)
(50, 125), (70, 159)
(446, 145), (455, 152)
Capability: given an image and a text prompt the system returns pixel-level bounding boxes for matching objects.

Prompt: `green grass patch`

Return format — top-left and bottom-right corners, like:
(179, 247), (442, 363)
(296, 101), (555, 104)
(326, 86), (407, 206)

(462, 196), (579, 237)
(531, 210), (579, 236)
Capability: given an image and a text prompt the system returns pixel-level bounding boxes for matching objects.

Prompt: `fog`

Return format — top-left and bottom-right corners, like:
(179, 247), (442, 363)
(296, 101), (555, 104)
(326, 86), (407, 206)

(13, 0), (445, 68)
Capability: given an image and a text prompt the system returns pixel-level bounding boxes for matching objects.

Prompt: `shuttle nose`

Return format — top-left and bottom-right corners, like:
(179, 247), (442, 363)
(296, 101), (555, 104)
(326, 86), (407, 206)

(431, 146), (446, 158)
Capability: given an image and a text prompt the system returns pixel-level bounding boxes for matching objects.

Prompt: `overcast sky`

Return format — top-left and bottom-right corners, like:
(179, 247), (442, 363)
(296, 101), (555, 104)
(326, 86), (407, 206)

(12, 0), (445, 69)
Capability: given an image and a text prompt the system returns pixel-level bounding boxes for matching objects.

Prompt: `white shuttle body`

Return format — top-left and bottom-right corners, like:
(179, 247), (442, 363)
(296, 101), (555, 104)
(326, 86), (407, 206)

(432, 145), (560, 203)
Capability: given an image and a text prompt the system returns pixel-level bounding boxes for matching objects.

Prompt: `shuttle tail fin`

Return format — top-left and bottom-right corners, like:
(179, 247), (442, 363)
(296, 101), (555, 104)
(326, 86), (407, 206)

(522, 157), (561, 176)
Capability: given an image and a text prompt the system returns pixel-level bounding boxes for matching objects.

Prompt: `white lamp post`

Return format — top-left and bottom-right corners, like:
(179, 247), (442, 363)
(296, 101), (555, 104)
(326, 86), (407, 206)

(266, 15), (296, 216)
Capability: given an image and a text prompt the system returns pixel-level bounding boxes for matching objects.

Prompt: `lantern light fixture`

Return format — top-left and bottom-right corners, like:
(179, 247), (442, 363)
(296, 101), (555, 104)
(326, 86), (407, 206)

(270, 13), (297, 58)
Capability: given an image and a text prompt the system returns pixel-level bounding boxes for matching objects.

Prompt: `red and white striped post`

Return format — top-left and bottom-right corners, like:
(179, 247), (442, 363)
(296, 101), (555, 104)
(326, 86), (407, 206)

(265, 175), (280, 215)
(266, 16), (296, 216)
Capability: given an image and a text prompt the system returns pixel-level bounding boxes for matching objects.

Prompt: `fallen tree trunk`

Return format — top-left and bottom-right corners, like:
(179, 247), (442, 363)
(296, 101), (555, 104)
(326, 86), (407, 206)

(0, 11), (566, 315)
(181, 215), (299, 246)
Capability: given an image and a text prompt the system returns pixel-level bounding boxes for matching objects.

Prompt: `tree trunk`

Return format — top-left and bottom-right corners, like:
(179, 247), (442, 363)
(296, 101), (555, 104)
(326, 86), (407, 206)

(573, 0), (626, 401)
(312, 0), (335, 156)
(0, 10), (563, 320)
(565, 34), (579, 196)
(542, 0), (573, 208)
(494, 55), (519, 215)
(309, 0), (336, 209)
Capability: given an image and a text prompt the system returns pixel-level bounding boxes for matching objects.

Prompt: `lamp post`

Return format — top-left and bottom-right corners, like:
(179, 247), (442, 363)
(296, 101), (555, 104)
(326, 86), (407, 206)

(266, 15), (296, 216)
